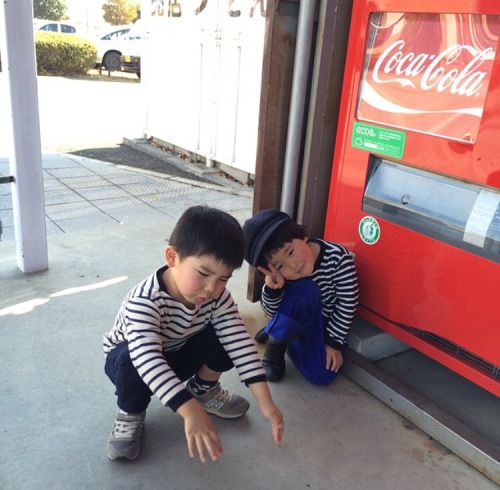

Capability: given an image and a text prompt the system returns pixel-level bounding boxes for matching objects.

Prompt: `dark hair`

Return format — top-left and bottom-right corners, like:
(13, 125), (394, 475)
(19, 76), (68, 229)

(169, 206), (244, 269)
(258, 220), (308, 268)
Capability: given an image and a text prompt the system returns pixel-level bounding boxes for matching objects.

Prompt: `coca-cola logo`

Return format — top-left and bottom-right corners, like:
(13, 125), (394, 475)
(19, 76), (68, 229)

(372, 40), (494, 97)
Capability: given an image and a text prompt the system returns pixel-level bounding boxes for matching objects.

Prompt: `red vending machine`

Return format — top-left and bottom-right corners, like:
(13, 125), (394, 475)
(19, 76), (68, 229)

(325, 0), (500, 396)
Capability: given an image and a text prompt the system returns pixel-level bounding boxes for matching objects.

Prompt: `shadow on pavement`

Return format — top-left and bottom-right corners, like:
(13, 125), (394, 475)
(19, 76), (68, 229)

(70, 144), (213, 184)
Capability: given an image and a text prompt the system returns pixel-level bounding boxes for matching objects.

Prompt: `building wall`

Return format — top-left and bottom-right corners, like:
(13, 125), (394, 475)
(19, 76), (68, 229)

(142, 0), (266, 176)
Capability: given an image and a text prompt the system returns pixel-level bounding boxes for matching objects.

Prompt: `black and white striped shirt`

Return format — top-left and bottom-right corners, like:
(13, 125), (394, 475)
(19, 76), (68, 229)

(261, 239), (359, 349)
(103, 266), (265, 408)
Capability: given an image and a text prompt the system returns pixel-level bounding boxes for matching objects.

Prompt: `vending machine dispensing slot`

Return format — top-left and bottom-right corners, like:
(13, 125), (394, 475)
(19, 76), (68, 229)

(363, 158), (500, 261)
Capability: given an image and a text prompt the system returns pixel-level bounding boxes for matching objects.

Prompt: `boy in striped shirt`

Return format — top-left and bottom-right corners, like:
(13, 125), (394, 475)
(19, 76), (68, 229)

(243, 209), (359, 385)
(104, 206), (284, 461)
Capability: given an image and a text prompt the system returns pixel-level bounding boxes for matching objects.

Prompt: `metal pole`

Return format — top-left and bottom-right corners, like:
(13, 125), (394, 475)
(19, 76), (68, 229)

(2, 0), (48, 272)
(280, 0), (316, 216)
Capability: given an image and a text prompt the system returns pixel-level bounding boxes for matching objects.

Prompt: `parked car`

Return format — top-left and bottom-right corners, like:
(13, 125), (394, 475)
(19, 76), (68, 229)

(93, 25), (132, 71)
(33, 19), (77, 34)
(94, 24), (141, 72)
(120, 52), (141, 78)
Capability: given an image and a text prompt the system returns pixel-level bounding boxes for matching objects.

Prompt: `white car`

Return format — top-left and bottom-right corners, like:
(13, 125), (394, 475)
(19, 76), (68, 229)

(94, 24), (141, 72)
(33, 19), (77, 34)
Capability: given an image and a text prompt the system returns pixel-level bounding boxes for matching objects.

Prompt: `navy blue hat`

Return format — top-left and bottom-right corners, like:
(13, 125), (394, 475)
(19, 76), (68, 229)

(243, 209), (291, 267)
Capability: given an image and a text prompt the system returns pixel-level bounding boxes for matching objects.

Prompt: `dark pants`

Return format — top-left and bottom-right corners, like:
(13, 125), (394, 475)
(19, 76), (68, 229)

(264, 279), (341, 386)
(104, 324), (233, 413)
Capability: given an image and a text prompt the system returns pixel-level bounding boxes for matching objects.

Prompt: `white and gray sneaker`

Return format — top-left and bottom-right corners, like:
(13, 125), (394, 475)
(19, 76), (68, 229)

(107, 411), (146, 460)
(186, 379), (250, 419)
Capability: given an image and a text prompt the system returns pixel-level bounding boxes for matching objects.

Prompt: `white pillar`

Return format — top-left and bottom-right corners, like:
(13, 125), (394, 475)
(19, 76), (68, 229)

(2, 0), (48, 272)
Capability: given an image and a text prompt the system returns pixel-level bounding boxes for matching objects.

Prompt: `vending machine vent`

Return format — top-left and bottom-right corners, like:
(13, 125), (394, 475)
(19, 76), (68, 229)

(401, 325), (499, 380)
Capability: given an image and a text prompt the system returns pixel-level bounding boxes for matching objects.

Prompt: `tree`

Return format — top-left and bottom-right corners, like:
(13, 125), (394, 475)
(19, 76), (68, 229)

(33, 0), (68, 20)
(102, 0), (140, 26)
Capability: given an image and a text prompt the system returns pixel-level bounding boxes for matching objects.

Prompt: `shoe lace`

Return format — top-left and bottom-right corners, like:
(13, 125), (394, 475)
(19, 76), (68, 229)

(210, 384), (233, 404)
(113, 418), (142, 438)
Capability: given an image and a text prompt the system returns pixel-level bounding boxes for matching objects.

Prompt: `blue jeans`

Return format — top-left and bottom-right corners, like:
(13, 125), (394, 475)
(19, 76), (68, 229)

(264, 279), (341, 386)
(104, 324), (233, 413)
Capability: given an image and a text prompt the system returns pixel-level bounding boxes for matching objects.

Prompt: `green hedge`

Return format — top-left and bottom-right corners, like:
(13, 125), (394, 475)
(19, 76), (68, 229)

(35, 32), (96, 76)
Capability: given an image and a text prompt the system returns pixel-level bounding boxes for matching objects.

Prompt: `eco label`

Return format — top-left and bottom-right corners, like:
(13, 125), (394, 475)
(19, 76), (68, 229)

(352, 122), (406, 159)
(359, 216), (380, 245)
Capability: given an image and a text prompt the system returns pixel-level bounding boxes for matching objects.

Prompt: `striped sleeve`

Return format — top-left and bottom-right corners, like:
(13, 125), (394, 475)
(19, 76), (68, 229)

(210, 289), (266, 382)
(314, 241), (359, 348)
(260, 286), (284, 318)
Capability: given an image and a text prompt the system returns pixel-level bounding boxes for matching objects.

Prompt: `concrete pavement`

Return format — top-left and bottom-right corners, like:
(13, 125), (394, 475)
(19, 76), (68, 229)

(0, 151), (498, 489)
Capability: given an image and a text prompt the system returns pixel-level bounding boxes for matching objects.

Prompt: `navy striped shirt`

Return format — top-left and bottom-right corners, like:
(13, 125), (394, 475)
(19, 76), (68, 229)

(261, 239), (359, 349)
(103, 267), (265, 407)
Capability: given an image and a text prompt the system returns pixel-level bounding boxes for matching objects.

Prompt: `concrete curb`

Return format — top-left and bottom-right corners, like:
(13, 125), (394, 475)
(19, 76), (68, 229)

(344, 349), (500, 486)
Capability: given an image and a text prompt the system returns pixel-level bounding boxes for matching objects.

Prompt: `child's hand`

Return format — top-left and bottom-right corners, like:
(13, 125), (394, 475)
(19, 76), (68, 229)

(177, 398), (223, 463)
(325, 345), (343, 372)
(260, 398), (285, 446)
(250, 382), (285, 445)
(258, 263), (285, 289)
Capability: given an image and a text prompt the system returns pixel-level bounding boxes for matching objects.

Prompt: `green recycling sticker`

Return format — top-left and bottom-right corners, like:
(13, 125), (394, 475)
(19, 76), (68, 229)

(359, 216), (380, 245)
(352, 122), (406, 159)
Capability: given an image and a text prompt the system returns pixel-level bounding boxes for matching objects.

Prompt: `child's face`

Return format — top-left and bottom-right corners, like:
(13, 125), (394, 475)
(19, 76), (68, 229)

(267, 238), (316, 281)
(165, 249), (234, 308)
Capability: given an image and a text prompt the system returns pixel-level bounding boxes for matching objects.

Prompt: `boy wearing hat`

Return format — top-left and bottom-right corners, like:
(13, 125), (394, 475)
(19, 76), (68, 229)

(242, 209), (359, 385)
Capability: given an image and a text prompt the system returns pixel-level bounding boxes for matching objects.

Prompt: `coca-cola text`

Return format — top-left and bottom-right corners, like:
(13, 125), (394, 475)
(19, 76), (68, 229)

(372, 40), (493, 97)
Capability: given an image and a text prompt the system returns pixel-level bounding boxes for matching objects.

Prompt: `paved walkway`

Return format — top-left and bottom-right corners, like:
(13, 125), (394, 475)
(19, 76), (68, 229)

(0, 152), (252, 242)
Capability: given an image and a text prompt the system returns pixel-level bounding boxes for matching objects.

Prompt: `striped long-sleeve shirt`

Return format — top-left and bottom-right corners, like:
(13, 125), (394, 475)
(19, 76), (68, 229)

(261, 239), (359, 349)
(103, 266), (265, 408)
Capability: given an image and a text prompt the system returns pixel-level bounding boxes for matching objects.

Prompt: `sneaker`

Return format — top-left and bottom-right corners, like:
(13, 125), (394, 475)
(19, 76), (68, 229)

(186, 379), (250, 419)
(107, 411), (146, 460)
